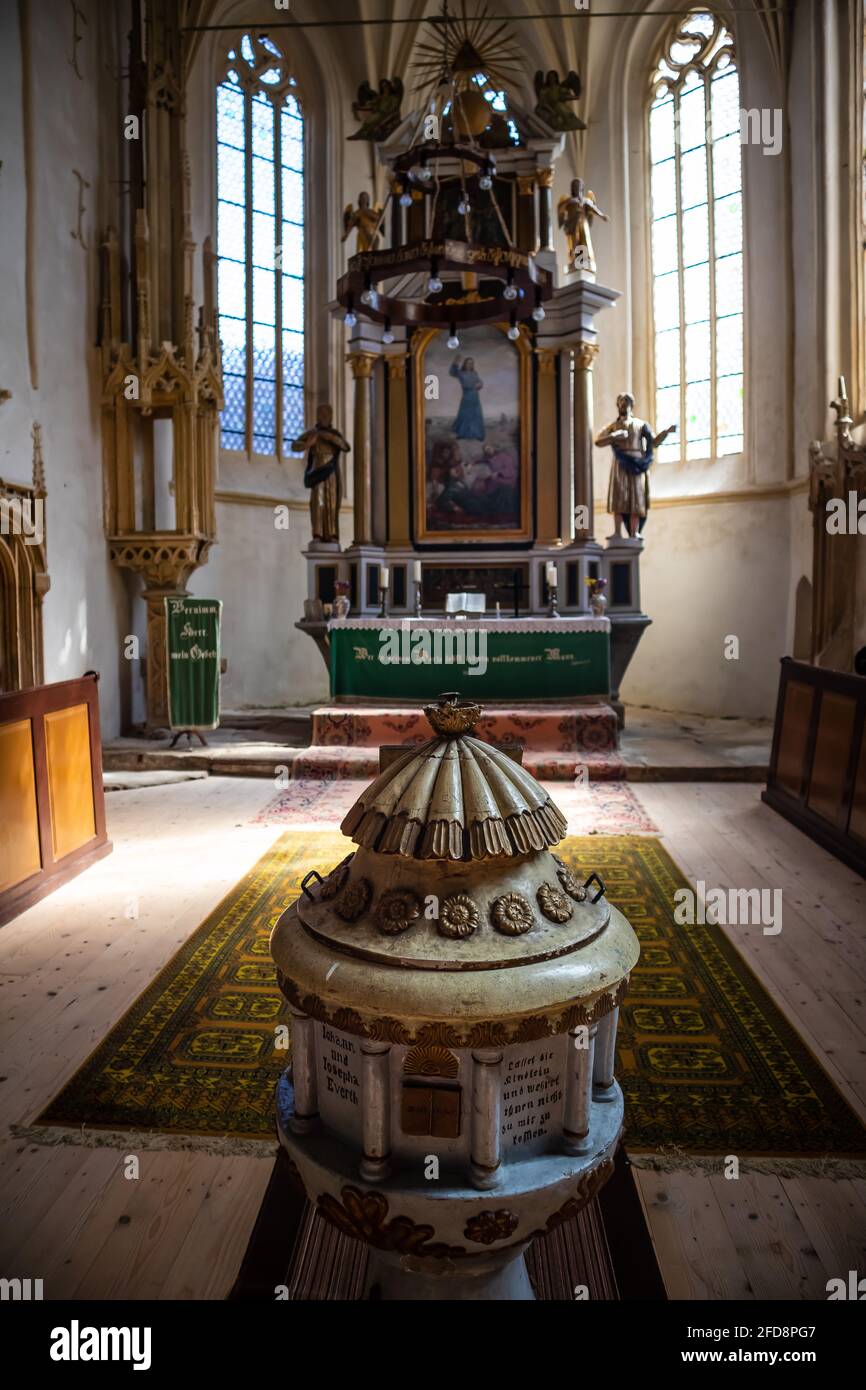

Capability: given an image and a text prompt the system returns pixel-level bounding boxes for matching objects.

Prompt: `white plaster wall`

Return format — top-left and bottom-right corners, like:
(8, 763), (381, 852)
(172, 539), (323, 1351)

(0, 0), (129, 735)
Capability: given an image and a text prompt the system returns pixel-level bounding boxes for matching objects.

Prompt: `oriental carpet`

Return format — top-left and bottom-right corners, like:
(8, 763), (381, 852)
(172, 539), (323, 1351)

(28, 832), (866, 1162)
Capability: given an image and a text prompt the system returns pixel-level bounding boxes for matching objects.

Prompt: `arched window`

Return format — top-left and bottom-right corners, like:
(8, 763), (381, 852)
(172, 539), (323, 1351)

(216, 34), (305, 457)
(648, 10), (743, 462)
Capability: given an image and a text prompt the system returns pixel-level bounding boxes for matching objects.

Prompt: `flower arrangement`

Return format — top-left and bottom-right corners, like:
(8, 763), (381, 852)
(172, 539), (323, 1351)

(585, 574), (608, 616)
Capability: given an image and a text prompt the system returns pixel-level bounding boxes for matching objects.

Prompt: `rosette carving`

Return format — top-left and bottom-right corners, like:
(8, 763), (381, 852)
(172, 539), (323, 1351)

(438, 893), (479, 939)
(334, 877), (372, 922)
(464, 1209), (519, 1245)
(491, 892), (534, 936)
(537, 882), (574, 923)
(374, 888), (422, 936)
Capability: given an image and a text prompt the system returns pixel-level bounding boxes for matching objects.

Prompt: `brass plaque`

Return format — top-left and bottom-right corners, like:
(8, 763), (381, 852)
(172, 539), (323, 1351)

(401, 1085), (433, 1136)
(431, 1086), (461, 1139)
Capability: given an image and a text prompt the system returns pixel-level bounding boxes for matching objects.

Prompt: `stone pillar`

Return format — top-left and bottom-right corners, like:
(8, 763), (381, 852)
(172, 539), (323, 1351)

(359, 1040), (392, 1182)
(386, 356), (410, 547)
(536, 349), (560, 544)
(537, 167), (554, 253)
(593, 1007), (618, 1098)
(573, 342), (599, 542)
(289, 1007), (319, 1134)
(469, 1048), (503, 1189)
(562, 1022), (596, 1153)
(348, 351), (376, 547)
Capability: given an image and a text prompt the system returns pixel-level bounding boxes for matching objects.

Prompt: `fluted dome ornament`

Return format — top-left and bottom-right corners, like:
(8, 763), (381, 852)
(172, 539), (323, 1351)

(270, 696), (640, 1300)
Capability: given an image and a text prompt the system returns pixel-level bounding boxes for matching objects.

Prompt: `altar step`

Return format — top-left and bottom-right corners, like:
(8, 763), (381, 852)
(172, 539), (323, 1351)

(293, 702), (622, 781)
(310, 702), (619, 752)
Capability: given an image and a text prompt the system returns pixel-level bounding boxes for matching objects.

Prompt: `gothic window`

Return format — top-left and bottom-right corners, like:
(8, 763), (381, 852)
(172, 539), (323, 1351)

(216, 34), (305, 457)
(648, 11), (743, 462)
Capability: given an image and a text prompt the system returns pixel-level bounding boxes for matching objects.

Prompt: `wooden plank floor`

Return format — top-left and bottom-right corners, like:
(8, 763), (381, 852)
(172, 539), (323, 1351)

(0, 776), (863, 1299)
(632, 783), (866, 1300)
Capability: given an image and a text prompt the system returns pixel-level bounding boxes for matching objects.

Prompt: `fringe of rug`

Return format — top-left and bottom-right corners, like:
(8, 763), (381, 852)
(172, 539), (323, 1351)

(9, 1122), (278, 1160)
(625, 1146), (866, 1179)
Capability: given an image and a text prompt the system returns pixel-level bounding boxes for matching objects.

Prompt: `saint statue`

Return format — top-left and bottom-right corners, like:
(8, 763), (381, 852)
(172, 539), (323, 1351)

(449, 357), (485, 441)
(533, 70), (585, 132)
(558, 179), (608, 273)
(595, 393), (676, 538)
(342, 191), (383, 253)
(291, 403), (350, 545)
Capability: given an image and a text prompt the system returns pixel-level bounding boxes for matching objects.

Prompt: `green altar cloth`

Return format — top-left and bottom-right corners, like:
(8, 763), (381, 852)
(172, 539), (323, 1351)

(329, 617), (610, 700)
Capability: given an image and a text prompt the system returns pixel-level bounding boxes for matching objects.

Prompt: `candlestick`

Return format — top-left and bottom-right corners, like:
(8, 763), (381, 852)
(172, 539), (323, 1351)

(547, 580), (560, 620)
(413, 580), (423, 619)
(378, 585), (388, 619)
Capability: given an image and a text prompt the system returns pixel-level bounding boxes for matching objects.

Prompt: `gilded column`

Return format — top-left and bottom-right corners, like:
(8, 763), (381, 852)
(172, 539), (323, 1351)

(573, 342), (599, 542)
(537, 167), (554, 254)
(536, 349), (560, 544)
(516, 174), (538, 256)
(469, 1048), (503, 1189)
(359, 1040), (392, 1182)
(386, 356), (410, 547)
(347, 351), (376, 547)
(289, 1006), (319, 1135)
(562, 1022), (596, 1153)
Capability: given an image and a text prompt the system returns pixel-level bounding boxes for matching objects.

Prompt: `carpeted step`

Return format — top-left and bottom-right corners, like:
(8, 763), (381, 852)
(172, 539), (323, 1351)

(311, 702), (618, 753)
(291, 745), (625, 782)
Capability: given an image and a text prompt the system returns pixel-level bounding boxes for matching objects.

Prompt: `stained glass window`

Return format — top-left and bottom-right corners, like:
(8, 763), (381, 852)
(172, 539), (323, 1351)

(217, 34), (305, 456)
(648, 11), (743, 461)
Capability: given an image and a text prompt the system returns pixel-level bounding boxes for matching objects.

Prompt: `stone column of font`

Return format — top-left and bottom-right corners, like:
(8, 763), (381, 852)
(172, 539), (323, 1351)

(470, 1049), (503, 1190)
(562, 1022), (597, 1153)
(289, 1006), (319, 1134)
(348, 351), (376, 547)
(593, 1007), (619, 1099)
(359, 1040), (392, 1182)
(572, 342), (599, 542)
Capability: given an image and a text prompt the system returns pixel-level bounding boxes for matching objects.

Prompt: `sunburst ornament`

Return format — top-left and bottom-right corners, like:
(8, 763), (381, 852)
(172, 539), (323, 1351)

(411, 0), (524, 106)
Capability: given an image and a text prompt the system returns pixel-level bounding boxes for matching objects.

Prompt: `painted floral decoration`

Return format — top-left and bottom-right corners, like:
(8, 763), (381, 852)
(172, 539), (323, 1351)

(491, 892), (534, 935)
(438, 893), (480, 939)
(334, 876), (372, 922)
(464, 1209), (519, 1245)
(375, 888), (422, 935)
(537, 882), (574, 923)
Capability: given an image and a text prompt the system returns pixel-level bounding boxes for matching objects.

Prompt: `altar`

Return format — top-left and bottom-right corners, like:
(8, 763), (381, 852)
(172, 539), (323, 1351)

(329, 616), (610, 700)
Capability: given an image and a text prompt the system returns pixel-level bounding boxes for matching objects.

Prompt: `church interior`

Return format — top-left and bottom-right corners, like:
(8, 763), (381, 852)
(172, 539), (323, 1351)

(1, 0), (865, 1325)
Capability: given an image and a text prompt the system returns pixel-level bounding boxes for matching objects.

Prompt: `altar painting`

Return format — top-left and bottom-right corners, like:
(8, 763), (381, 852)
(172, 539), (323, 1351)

(415, 324), (530, 542)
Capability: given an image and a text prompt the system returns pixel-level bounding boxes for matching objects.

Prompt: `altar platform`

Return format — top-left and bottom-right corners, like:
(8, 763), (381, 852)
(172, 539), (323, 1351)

(328, 615), (610, 701)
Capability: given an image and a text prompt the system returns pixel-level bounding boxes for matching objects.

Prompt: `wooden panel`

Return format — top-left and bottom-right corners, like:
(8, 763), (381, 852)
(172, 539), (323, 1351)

(0, 718), (42, 892)
(807, 691), (856, 824)
(775, 680), (814, 797)
(44, 704), (96, 861)
(849, 732), (866, 844)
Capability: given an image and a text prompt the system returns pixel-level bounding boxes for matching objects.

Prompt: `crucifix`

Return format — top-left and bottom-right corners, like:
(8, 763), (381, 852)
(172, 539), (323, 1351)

(493, 568), (530, 618)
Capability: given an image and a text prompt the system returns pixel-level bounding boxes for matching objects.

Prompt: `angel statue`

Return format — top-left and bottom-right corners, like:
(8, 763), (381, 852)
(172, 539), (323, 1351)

(595, 393), (676, 540)
(342, 191), (383, 254)
(291, 403), (350, 545)
(349, 76), (404, 142)
(534, 69), (586, 132)
(558, 178), (608, 274)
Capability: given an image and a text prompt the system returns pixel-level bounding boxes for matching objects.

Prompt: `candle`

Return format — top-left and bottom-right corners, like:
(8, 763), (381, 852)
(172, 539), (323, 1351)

(412, 560), (422, 583)
(545, 562), (557, 586)
(380, 566), (390, 588)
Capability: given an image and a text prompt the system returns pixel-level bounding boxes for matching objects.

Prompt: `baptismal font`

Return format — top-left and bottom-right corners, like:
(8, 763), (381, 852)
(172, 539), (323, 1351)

(270, 696), (640, 1299)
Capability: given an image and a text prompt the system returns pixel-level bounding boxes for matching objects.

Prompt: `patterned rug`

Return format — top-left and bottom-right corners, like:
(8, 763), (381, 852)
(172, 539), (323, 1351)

(29, 834), (866, 1162)
(253, 779), (657, 836)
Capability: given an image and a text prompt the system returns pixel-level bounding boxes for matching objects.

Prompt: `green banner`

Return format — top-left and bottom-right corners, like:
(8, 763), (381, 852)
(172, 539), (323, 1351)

(330, 625), (609, 700)
(165, 597), (222, 730)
